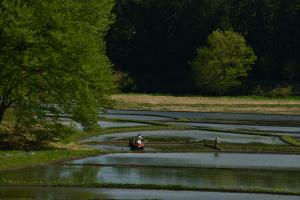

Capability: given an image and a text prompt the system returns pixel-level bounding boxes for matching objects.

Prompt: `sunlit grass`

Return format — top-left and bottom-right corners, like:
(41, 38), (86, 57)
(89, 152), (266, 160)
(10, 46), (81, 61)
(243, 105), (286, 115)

(0, 180), (299, 196)
(0, 150), (101, 171)
(112, 94), (300, 115)
(281, 135), (300, 147)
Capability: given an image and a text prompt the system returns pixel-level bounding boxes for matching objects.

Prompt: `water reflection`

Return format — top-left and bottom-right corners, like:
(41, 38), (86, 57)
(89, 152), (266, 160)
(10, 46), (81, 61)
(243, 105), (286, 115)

(71, 153), (300, 170)
(98, 121), (148, 128)
(1, 165), (300, 193)
(59, 119), (150, 131)
(84, 144), (130, 151)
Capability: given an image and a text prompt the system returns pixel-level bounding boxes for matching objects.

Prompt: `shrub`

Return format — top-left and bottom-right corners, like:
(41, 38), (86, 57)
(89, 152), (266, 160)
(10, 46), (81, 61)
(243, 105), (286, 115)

(266, 85), (294, 97)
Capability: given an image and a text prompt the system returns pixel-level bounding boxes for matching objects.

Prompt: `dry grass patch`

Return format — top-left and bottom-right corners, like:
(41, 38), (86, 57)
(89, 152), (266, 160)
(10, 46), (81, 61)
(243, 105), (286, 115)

(112, 94), (300, 115)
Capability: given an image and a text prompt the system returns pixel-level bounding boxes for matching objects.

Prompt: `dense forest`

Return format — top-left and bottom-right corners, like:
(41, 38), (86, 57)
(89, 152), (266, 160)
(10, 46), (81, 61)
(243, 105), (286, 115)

(107, 0), (300, 95)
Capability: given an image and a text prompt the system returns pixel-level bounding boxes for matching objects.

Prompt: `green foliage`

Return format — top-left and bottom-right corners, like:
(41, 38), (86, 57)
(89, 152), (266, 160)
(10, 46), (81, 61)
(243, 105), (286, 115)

(191, 30), (256, 95)
(266, 86), (294, 98)
(113, 71), (137, 92)
(0, 0), (116, 148)
(280, 135), (300, 147)
(0, 150), (101, 171)
(252, 85), (265, 96)
(252, 85), (295, 97)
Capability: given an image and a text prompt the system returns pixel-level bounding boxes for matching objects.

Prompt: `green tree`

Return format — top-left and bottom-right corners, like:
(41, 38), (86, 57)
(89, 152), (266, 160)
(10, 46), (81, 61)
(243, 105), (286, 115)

(0, 0), (116, 148)
(191, 30), (256, 95)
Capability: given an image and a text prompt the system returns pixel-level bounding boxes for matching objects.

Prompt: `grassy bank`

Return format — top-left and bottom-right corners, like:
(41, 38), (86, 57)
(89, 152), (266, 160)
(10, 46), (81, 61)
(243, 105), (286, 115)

(0, 150), (101, 171)
(87, 140), (300, 153)
(152, 143), (300, 153)
(0, 182), (299, 196)
(112, 94), (300, 115)
(281, 136), (300, 147)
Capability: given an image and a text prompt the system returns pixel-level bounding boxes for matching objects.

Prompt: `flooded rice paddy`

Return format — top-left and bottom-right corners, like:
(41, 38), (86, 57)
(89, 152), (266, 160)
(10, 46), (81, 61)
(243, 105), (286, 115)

(70, 152), (300, 170)
(60, 119), (149, 131)
(1, 165), (300, 193)
(98, 121), (149, 128)
(2, 110), (300, 199)
(106, 109), (300, 122)
(174, 122), (300, 135)
(100, 114), (174, 121)
(83, 130), (284, 145)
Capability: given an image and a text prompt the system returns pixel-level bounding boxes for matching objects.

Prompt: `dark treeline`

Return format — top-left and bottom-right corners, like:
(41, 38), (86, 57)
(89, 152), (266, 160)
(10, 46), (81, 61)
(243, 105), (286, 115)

(107, 0), (300, 95)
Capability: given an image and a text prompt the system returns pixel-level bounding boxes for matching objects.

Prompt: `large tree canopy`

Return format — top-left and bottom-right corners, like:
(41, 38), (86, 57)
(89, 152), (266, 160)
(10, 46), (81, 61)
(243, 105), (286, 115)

(191, 30), (256, 95)
(0, 0), (116, 148)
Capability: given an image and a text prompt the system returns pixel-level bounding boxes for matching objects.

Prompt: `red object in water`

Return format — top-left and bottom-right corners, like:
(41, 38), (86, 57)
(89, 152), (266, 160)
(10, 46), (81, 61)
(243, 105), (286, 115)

(129, 137), (145, 150)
